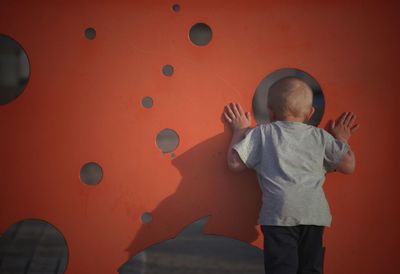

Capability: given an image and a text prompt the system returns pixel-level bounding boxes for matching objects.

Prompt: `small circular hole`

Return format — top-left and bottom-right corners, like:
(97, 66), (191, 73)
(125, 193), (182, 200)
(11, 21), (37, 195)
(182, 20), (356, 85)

(80, 162), (103, 186)
(85, 27), (96, 40)
(141, 212), (153, 224)
(189, 23), (212, 46)
(141, 96), (153, 108)
(172, 4), (181, 12)
(162, 65), (174, 77)
(156, 128), (179, 153)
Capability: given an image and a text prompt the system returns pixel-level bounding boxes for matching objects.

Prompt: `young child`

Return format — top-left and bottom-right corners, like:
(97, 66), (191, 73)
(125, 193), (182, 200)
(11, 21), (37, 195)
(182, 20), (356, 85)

(223, 77), (359, 274)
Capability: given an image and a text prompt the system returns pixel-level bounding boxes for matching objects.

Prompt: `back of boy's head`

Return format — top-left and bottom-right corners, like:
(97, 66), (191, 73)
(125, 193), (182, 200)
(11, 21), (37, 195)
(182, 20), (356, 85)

(267, 77), (313, 120)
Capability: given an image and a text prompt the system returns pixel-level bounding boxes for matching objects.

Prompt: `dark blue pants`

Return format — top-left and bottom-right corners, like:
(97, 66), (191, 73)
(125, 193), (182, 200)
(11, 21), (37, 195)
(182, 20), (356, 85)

(260, 225), (325, 274)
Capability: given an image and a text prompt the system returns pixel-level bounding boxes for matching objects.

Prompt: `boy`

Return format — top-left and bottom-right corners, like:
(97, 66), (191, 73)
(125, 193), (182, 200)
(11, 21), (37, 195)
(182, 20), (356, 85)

(223, 77), (359, 274)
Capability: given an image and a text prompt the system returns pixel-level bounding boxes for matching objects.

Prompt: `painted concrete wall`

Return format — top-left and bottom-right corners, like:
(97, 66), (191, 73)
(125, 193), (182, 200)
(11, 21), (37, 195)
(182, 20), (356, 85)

(1, 1), (399, 273)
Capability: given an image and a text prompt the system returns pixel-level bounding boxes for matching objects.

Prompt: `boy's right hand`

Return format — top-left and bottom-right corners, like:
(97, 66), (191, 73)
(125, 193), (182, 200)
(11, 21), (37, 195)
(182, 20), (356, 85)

(223, 102), (252, 132)
(326, 112), (360, 143)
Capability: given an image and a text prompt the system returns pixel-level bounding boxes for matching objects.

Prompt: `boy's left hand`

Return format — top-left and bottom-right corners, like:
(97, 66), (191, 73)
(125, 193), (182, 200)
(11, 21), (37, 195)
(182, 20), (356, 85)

(325, 112), (360, 143)
(223, 102), (251, 131)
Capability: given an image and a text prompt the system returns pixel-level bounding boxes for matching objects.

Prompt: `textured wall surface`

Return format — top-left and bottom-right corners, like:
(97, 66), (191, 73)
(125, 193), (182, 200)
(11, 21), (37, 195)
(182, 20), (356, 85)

(0, 1), (399, 273)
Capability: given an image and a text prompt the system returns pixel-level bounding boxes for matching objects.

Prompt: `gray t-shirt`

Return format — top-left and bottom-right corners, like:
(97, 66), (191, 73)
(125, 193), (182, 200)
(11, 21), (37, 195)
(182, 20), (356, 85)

(232, 120), (350, 227)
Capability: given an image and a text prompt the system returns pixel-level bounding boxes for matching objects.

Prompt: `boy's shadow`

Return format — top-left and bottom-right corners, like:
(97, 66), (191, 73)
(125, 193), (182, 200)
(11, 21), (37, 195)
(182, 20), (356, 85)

(124, 120), (263, 263)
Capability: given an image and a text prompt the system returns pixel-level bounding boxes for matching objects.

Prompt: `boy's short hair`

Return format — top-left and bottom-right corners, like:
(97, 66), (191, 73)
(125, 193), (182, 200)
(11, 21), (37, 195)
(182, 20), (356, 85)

(267, 77), (313, 119)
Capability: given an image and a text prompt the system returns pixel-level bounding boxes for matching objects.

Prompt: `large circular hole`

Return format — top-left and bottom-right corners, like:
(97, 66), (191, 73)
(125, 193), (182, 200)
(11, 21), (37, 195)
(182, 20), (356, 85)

(0, 219), (68, 273)
(84, 27), (96, 40)
(189, 23), (212, 46)
(0, 34), (30, 105)
(80, 162), (103, 186)
(156, 128), (179, 153)
(252, 68), (325, 126)
(118, 216), (265, 274)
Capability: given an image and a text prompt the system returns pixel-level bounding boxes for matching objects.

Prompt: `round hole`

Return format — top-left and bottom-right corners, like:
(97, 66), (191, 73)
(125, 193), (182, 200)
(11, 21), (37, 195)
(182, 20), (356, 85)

(162, 65), (174, 77)
(141, 96), (153, 108)
(141, 212), (153, 224)
(85, 27), (96, 40)
(0, 219), (68, 273)
(156, 128), (179, 153)
(80, 162), (103, 186)
(0, 34), (30, 105)
(252, 68), (325, 126)
(172, 4), (181, 12)
(189, 23), (212, 46)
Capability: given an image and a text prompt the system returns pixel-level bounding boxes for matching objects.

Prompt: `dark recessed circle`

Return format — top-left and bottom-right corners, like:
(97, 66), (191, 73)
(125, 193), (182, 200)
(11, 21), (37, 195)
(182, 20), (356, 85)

(156, 128), (179, 153)
(80, 162), (103, 186)
(117, 215), (265, 273)
(252, 68), (325, 126)
(0, 34), (30, 106)
(172, 4), (181, 12)
(85, 27), (96, 40)
(141, 212), (153, 224)
(189, 23), (212, 46)
(162, 65), (174, 77)
(0, 219), (68, 273)
(141, 96), (153, 108)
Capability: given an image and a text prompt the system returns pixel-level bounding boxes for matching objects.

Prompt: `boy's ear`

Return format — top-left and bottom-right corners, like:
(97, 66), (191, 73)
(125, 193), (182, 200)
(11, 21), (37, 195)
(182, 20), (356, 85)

(267, 107), (275, 122)
(307, 106), (315, 120)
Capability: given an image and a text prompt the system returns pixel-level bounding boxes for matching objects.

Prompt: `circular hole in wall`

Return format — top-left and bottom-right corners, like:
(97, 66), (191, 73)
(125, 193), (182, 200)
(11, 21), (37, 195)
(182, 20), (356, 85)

(189, 23), (212, 46)
(118, 215), (266, 273)
(162, 65), (174, 77)
(156, 128), (179, 153)
(141, 212), (153, 224)
(80, 162), (103, 186)
(252, 68), (325, 126)
(141, 96), (153, 108)
(0, 34), (30, 105)
(85, 27), (96, 40)
(172, 4), (181, 12)
(0, 219), (68, 273)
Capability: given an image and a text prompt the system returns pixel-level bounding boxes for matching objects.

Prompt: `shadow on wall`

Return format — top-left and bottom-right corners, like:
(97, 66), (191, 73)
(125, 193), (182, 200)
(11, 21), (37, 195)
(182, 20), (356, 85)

(119, 121), (264, 273)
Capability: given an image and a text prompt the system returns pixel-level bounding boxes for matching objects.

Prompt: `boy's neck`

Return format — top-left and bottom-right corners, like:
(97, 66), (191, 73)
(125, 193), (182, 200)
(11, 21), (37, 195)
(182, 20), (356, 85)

(275, 115), (306, 123)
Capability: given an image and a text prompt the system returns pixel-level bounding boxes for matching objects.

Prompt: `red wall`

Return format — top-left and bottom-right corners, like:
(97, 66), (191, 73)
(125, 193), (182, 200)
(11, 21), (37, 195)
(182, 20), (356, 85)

(1, 1), (399, 273)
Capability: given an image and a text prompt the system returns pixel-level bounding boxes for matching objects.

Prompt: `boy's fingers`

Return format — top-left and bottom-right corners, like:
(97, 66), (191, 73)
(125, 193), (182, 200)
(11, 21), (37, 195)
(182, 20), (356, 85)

(226, 105), (236, 119)
(340, 112), (349, 125)
(350, 123), (360, 133)
(344, 112), (353, 126)
(223, 111), (232, 123)
(331, 120), (335, 129)
(237, 103), (245, 116)
(231, 103), (241, 117)
(348, 113), (356, 127)
(245, 111), (251, 121)
(337, 112), (347, 125)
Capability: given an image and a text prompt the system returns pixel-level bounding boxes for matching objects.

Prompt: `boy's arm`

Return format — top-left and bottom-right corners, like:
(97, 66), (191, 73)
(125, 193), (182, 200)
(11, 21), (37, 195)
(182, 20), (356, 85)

(326, 112), (360, 174)
(335, 147), (355, 174)
(227, 127), (251, 172)
(223, 102), (254, 172)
